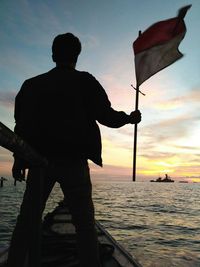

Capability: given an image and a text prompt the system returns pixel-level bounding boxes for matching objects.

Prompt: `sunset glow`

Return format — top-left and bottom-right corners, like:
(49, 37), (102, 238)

(0, 0), (199, 182)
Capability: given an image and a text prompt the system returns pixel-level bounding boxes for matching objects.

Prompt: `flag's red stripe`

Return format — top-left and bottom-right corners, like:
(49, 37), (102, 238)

(134, 17), (186, 54)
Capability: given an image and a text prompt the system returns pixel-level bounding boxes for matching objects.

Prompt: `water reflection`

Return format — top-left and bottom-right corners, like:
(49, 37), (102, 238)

(92, 182), (200, 267)
(1, 181), (200, 266)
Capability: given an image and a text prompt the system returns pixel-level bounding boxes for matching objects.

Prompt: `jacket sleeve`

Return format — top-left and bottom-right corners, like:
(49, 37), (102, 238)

(14, 81), (29, 138)
(85, 73), (130, 128)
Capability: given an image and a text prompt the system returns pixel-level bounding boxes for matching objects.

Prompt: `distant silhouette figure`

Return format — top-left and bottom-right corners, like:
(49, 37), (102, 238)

(7, 33), (141, 267)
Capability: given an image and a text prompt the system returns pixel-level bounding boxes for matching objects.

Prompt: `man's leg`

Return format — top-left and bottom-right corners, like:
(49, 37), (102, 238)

(58, 159), (101, 267)
(7, 167), (56, 267)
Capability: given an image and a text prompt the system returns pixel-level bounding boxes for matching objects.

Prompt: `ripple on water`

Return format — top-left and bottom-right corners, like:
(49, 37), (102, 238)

(93, 182), (200, 267)
(1, 181), (200, 267)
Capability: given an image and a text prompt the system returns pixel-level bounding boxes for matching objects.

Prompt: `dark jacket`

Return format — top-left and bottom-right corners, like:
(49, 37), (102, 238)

(14, 67), (130, 166)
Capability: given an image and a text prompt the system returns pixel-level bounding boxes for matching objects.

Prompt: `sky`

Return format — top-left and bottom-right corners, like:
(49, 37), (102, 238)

(0, 0), (199, 182)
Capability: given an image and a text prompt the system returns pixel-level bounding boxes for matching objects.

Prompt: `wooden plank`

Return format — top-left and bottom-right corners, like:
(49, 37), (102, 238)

(0, 246), (8, 267)
(0, 121), (47, 166)
(96, 221), (142, 267)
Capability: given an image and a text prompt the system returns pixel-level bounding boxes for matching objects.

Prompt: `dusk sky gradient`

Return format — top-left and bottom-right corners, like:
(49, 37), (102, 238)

(0, 0), (199, 182)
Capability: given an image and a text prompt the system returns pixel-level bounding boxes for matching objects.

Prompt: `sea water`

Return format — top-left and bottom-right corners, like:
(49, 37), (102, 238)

(0, 180), (200, 267)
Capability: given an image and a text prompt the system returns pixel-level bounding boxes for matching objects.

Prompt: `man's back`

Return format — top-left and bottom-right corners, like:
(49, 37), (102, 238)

(14, 67), (109, 165)
(15, 67), (87, 153)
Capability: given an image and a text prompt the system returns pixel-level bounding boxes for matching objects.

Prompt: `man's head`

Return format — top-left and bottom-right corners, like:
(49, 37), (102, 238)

(52, 33), (81, 66)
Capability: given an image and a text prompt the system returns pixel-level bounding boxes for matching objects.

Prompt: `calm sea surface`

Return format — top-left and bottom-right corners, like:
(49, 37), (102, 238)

(0, 180), (200, 267)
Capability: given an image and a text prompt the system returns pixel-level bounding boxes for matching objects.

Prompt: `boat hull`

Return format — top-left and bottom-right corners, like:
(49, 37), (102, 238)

(0, 201), (142, 267)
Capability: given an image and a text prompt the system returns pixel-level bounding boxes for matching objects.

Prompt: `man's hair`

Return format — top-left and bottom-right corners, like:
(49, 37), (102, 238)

(52, 33), (81, 63)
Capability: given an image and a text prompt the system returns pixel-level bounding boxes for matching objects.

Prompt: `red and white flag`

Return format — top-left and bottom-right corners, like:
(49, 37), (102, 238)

(133, 5), (191, 87)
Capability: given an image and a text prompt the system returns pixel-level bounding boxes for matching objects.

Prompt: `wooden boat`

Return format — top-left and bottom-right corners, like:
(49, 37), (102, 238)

(0, 199), (142, 267)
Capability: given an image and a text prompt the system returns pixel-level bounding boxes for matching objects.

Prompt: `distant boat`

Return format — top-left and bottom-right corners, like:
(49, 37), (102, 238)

(179, 181), (188, 183)
(150, 174), (174, 183)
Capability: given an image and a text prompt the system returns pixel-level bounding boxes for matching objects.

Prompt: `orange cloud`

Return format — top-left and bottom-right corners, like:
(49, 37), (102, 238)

(154, 87), (200, 110)
(90, 162), (132, 181)
(191, 178), (200, 183)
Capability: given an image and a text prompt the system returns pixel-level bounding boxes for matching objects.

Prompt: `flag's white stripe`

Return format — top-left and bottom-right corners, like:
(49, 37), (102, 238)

(135, 32), (185, 87)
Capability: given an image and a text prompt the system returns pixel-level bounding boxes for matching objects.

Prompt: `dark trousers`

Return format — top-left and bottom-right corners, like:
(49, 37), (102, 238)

(7, 159), (101, 267)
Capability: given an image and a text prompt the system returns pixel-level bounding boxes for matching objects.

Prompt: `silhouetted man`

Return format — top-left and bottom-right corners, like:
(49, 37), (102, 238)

(7, 33), (141, 267)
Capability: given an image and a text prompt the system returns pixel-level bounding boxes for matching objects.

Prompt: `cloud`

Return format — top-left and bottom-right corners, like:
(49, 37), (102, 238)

(155, 100), (183, 110)
(0, 1), (65, 47)
(173, 145), (200, 152)
(174, 164), (200, 177)
(141, 113), (200, 147)
(0, 91), (15, 108)
(120, 112), (199, 144)
(172, 87), (200, 106)
(81, 34), (100, 49)
(154, 87), (200, 110)
(1, 45), (47, 82)
(139, 151), (176, 160)
(153, 114), (198, 137)
(89, 162), (133, 181)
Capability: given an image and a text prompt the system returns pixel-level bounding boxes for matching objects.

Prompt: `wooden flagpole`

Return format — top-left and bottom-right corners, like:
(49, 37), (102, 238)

(132, 84), (140, 181)
(132, 6), (191, 181)
(132, 30), (141, 182)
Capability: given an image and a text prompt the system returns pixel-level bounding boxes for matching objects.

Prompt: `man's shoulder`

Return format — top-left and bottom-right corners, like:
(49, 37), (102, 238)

(23, 69), (99, 89)
(76, 70), (100, 85)
(76, 70), (94, 79)
(24, 71), (50, 85)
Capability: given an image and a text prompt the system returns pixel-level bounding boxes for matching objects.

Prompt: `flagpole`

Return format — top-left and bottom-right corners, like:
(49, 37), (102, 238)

(132, 30), (141, 182)
(132, 85), (139, 181)
(131, 6), (191, 181)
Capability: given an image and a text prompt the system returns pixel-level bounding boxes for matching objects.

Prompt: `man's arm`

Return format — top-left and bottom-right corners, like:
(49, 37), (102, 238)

(85, 73), (141, 127)
(97, 107), (141, 127)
